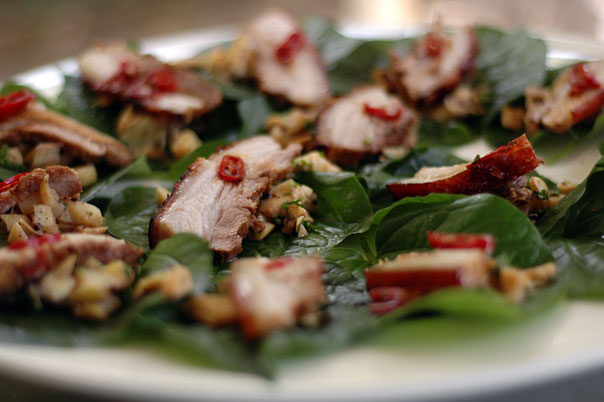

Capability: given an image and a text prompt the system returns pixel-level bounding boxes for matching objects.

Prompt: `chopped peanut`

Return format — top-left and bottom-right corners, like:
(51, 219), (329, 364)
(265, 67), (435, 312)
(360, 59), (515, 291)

(557, 181), (577, 195)
(132, 264), (193, 301)
(74, 164), (98, 187)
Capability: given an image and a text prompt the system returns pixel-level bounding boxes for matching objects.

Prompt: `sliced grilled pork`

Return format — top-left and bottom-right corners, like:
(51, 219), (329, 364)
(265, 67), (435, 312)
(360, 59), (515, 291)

(230, 256), (325, 338)
(388, 25), (478, 108)
(525, 61), (604, 134)
(316, 86), (417, 165)
(244, 10), (330, 106)
(387, 134), (542, 199)
(0, 233), (143, 296)
(149, 136), (301, 260)
(78, 42), (222, 120)
(0, 166), (81, 214)
(0, 102), (131, 167)
(365, 249), (491, 290)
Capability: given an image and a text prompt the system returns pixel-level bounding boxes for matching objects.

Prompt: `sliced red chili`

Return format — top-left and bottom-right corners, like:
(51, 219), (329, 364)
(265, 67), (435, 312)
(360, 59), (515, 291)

(427, 231), (496, 253)
(569, 63), (601, 96)
(275, 31), (306, 64)
(0, 90), (36, 120)
(424, 32), (444, 57)
(9, 234), (62, 279)
(363, 103), (403, 121)
(149, 67), (179, 92)
(218, 155), (245, 183)
(0, 172), (29, 193)
(9, 233), (62, 250)
(265, 256), (293, 270)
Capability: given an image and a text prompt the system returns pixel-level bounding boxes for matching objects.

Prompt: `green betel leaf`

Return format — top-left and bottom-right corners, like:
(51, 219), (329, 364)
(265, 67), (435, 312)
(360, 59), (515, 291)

(143, 233), (214, 292)
(104, 186), (157, 251)
(371, 193), (553, 268)
(55, 75), (121, 135)
(474, 27), (547, 122)
(81, 157), (153, 202)
(537, 146), (604, 297)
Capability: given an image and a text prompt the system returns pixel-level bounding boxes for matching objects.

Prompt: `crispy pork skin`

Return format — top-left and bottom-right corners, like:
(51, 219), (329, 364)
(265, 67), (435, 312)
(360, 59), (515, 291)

(79, 42), (222, 120)
(0, 166), (81, 214)
(0, 103), (131, 167)
(388, 26), (478, 108)
(244, 10), (330, 107)
(230, 256), (325, 338)
(387, 134), (542, 199)
(525, 61), (604, 134)
(0, 233), (143, 296)
(316, 86), (417, 165)
(149, 136), (301, 260)
(364, 249), (491, 291)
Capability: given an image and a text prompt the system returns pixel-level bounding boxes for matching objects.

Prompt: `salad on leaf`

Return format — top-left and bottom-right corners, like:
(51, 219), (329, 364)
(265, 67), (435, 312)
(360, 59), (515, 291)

(1, 9), (604, 378)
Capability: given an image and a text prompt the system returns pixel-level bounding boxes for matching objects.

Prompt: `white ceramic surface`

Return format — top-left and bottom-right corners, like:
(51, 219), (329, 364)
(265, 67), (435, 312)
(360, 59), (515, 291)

(2, 23), (604, 402)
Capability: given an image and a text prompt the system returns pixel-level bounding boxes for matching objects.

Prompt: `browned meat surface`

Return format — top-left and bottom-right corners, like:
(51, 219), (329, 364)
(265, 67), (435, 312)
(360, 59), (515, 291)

(525, 61), (604, 134)
(149, 136), (301, 260)
(0, 233), (143, 296)
(387, 25), (478, 108)
(243, 10), (330, 107)
(0, 103), (131, 167)
(78, 42), (222, 120)
(0, 166), (81, 214)
(316, 86), (417, 165)
(230, 255), (325, 338)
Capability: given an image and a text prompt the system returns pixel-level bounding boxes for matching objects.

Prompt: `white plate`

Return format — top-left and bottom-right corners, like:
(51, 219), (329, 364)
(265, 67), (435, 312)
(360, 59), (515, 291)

(2, 23), (604, 402)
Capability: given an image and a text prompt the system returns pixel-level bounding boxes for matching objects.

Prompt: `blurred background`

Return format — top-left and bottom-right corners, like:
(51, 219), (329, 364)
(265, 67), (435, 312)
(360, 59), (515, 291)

(1, 0), (604, 80)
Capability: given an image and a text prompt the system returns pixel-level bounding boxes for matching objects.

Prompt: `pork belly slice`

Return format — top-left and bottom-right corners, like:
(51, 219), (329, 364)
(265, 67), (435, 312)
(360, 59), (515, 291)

(387, 134), (542, 199)
(149, 136), (301, 260)
(230, 255), (325, 338)
(0, 166), (81, 214)
(316, 86), (417, 165)
(525, 61), (604, 134)
(388, 25), (478, 108)
(365, 249), (491, 291)
(0, 233), (143, 296)
(244, 10), (330, 107)
(78, 42), (222, 120)
(0, 103), (131, 167)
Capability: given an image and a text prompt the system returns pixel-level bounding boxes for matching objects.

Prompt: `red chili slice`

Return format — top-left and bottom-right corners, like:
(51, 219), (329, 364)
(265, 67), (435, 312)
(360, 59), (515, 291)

(569, 63), (600, 96)
(427, 231), (496, 253)
(424, 32), (444, 57)
(0, 90), (36, 120)
(9, 233), (62, 250)
(218, 155), (245, 183)
(275, 31), (306, 64)
(265, 256), (293, 270)
(149, 67), (179, 93)
(363, 103), (403, 121)
(9, 234), (62, 279)
(0, 172), (28, 193)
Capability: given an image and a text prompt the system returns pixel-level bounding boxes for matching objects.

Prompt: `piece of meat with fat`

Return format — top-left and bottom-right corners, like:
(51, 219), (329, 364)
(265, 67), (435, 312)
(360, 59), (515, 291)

(387, 134), (542, 199)
(149, 136), (301, 260)
(316, 86), (417, 165)
(525, 61), (604, 134)
(365, 249), (491, 291)
(230, 256), (325, 338)
(78, 42), (222, 119)
(243, 10), (330, 107)
(0, 233), (143, 296)
(0, 166), (81, 214)
(0, 103), (131, 167)
(388, 26), (478, 108)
